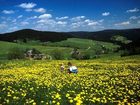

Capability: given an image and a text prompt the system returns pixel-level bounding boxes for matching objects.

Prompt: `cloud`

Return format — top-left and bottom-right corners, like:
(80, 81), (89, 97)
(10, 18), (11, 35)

(38, 14), (52, 19)
(84, 19), (91, 23)
(37, 18), (55, 24)
(71, 18), (103, 30)
(115, 21), (130, 26)
(70, 17), (104, 30)
(127, 8), (139, 13)
(85, 19), (103, 26)
(0, 23), (7, 29)
(37, 19), (47, 23)
(129, 16), (140, 20)
(37, 19), (57, 28)
(18, 2), (36, 9)
(71, 16), (85, 21)
(56, 16), (69, 20)
(27, 16), (37, 20)
(34, 8), (46, 13)
(88, 21), (99, 26)
(17, 15), (23, 18)
(37, 18), (67, 29)
(57, 21), (67, 25)
(9, 26), (18, 31)
(138, 20), (140, 24)
(20, 21), (29, 26)
(99, 19), (104, 22)
(24, 16), (37, 22)
(71, 17), (96, 29)
(102, 12), (110, 16)
(2, 10), (15, 14)
(71, 22), (82, 28)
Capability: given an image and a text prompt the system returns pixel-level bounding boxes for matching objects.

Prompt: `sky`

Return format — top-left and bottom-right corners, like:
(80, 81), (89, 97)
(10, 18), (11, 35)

(0, 0), (140, 33)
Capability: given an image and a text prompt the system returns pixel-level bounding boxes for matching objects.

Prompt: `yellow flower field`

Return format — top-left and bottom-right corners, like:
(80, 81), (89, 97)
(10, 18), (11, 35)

(0, 57), (140, 105)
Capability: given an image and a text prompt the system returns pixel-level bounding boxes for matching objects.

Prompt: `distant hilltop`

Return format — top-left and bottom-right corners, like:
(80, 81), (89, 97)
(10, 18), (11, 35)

(0, 28), (140, 43)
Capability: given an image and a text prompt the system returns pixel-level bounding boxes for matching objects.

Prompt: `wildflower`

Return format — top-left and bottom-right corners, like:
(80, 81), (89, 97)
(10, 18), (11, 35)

(55, 93), (61, 99)
(70, 99), (73, 103)
(66, 93), (70, 97)
(56, 102), (60, 105)
(52, 100), (56, 103)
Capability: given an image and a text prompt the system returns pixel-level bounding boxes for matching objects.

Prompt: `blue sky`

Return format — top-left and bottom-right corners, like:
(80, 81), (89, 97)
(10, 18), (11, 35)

(0, 0), (140, 33)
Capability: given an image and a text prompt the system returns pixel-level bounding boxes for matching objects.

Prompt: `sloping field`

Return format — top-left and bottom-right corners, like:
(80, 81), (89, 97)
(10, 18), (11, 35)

(0, 56), (140, 104)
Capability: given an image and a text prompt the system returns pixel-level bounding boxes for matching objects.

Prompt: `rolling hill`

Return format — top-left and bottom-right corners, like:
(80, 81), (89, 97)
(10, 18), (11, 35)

(47, 38), (119, 50)
(0, 29), (73, 42)
(0, 28), (140, 43)
(68, 28), (140, 43)
(0, 38), (120, 60)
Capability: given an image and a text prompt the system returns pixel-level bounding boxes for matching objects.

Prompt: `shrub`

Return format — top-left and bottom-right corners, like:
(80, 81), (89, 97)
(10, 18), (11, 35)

(82, 51), (91, 60)
(51, 49), (66, 60)
(7, 47), (25, 60)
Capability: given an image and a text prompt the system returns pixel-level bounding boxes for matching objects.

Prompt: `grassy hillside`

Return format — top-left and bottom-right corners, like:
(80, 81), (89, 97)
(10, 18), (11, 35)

(47, 38), (119, 50)
(0, 28), (139, 58)
(0, 38), (121, 60)
(0, 41), (72, 60)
